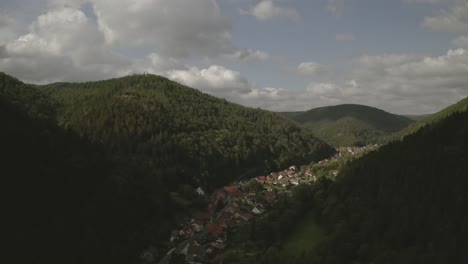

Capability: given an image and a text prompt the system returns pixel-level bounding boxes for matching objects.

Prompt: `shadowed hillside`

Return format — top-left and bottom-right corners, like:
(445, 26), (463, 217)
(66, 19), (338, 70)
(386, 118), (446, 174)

(271, 96), (468, 264)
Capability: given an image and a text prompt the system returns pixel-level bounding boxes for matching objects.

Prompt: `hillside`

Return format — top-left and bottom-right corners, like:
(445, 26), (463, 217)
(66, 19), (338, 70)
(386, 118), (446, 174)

(281, 104), (414, 146)
(1, 72), (334, 264)
(276, 96), (468, 263)
(42, 74), (334, 189)
(394, 96), (468, 140)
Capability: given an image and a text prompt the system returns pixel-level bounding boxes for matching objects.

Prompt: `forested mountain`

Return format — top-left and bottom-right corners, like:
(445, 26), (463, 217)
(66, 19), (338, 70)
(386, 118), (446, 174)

(2, 72), (334, 264)
(281, 104), (414, 146)
(42, 74), (333, 188)
(2, 73), (177, 264)
(280, 96), (468, 263)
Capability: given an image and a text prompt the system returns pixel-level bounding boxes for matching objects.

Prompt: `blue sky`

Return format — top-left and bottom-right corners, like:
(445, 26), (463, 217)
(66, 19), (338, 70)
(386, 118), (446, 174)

(1, 0), (468, 114)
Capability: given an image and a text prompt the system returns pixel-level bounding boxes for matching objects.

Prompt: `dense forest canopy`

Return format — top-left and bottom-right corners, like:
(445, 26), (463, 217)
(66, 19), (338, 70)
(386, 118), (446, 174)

(42, 74), (334, 189)
(281, 104), (414, 146)
(272, 96), (468, 264)
(2, 72), (334, 264)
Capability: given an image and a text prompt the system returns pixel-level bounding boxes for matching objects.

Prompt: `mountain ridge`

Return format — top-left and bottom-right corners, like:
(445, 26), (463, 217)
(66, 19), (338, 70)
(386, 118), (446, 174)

(280, 104), (414, 146)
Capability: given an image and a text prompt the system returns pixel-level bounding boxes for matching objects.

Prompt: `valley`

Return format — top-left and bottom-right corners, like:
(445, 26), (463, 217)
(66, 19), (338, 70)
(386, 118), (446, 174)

(157, 145), (377, 263)
(2, 72), (468, 264)
(3, 1), (468, 263)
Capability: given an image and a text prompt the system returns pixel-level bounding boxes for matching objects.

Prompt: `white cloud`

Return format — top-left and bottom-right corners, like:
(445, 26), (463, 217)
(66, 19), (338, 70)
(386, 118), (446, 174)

(0, 7), (129, 83)
(243, 1), (299, 21)
(167, 65), (254, 95)
(91, 0), (232, 58)
(424, 2), (468, 31)
(453, 35), (468, 48)
(242, 49), (468, 114)
(297, 62), (329, 76)
(335, 34), (355, 41)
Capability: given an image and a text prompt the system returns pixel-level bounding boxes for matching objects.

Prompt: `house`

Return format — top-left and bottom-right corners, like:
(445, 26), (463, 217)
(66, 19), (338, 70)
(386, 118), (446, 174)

(210, 190), (228, 212)
(192, 223), (203, 232)
(170, 230), (179, 242)
(224, 186), (242, 198)
(290, 179), (299, 186)
(196, 187), (205, 196)
(224, 203), (240, 214)
(213, 190), (228, 201)
(209, 242), (226, 250)
(256, 176), (266, 184)
(217, 216), (227, 228)
(278, 177), (290, 187)
(194, 212), (211, 222)
(289, 165), (297, 171)
(252, 207), (262, 215)
(208, 224), (224, 238)
(239, 212), (253, 221)
(270, 172), (279, 179)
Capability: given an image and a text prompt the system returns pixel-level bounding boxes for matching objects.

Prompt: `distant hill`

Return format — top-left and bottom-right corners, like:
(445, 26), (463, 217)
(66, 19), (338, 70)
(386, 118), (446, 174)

(275, 96), (468, 264)
(280, 104), (414, 146)
(394, 96), (468, 140)
(404, 114), (432, 121)
(1, 72), (334, 264)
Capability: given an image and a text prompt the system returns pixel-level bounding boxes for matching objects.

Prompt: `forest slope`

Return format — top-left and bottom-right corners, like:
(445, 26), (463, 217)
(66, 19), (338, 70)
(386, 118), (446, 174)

(42, 74), (334, 189)
(283, 96), (468, 264)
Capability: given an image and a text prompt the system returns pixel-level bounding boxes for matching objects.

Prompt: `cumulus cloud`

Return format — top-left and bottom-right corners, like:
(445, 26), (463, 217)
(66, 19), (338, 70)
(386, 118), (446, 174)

(240, 49), (468, 114)
(0, 7), (129, 83)
(168, 65), (254, 96)
(297, 62), (329, 76)
(0, 0), (270, 83)
(319, 49), (468, 114)
(424, 1), (468, 31)
(91, 0), (232, 58)
(242, 1), (299, 21)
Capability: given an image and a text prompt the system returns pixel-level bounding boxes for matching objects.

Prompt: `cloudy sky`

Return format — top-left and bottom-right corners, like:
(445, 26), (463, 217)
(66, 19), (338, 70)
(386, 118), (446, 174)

(1, 0), (468, 114)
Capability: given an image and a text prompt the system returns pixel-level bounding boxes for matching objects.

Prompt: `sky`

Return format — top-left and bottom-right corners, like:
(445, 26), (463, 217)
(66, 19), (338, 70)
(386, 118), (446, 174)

(1, 0), (468, 114)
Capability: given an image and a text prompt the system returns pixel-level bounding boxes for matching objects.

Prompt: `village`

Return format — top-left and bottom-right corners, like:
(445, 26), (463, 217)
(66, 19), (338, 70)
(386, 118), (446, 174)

(154, 145), (377, 264)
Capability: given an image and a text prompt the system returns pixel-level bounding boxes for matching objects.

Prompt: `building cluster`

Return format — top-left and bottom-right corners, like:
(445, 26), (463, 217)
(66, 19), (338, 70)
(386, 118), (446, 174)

(155, 145), (379, 264)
